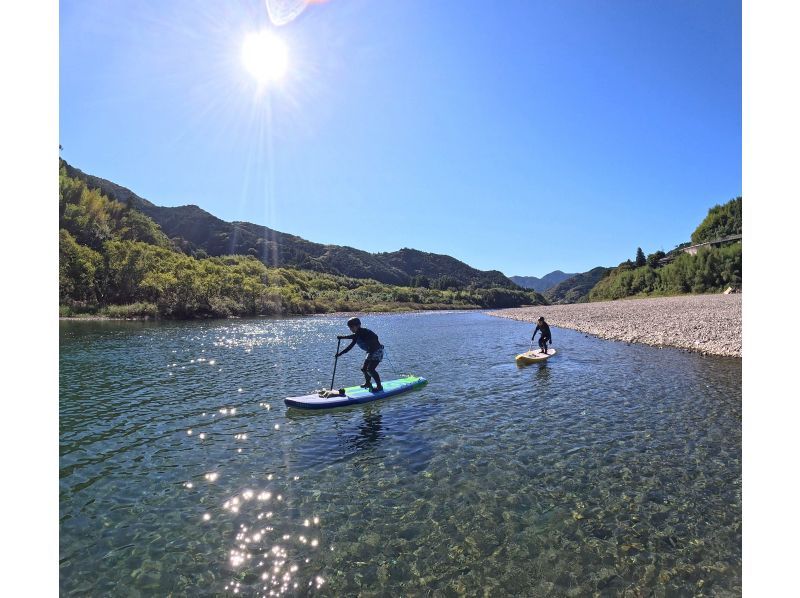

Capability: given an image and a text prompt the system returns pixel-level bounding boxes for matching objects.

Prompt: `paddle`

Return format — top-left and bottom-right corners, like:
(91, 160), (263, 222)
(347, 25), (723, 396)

(330, 338), (341, 391)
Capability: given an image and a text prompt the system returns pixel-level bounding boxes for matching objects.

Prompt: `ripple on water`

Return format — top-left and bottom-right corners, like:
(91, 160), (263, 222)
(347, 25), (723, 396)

(60, 313), (741, 596)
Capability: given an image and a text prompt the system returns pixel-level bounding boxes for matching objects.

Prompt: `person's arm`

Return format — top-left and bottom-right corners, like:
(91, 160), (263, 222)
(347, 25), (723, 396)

(531, 325), (540, 340)
(336, 333), (356, 357)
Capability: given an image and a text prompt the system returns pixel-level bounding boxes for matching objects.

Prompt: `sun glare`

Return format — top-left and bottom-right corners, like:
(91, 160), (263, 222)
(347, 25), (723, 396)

(242, 31), (288, 85)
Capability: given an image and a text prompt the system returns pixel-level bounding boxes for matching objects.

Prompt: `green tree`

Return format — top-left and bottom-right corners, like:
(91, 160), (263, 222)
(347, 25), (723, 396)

(59, 229), (103, 304)
(647, 251), (666, 268)
(691, 197), (742, 244)
(635, 247), (646, 267)
(432, 275), (461, 290)
(60, 165), (172, 249)
(410, 274), (430, 288)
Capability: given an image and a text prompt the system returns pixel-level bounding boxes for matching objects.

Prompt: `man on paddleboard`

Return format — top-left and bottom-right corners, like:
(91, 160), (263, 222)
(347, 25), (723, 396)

(336, 317), (384, 392)
(531, 316), (552, 354)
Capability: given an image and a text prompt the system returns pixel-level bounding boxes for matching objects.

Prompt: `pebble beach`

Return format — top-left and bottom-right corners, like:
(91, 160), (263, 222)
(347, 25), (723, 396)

(491, 294), (741, 357)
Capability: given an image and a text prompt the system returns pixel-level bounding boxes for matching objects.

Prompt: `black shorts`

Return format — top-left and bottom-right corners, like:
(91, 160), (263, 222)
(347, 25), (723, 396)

(363, 346), (384, 368)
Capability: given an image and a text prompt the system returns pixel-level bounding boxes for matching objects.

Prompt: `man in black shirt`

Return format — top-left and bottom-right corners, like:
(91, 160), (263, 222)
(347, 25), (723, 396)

(532, 316), (552, 354)
(336, 317), (384, 392)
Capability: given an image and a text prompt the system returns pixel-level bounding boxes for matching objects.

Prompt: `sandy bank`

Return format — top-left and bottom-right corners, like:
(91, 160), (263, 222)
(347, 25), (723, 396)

(490, 294), (741, 357)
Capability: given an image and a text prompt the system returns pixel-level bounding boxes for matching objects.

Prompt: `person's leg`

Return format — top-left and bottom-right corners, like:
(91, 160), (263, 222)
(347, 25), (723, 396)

(361, 361), (373, 388)
(368, 361), (382, 391)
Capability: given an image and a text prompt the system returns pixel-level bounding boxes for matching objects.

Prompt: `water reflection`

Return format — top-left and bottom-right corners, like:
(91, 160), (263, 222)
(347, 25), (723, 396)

(534, 363), (552, 384)
(345, 406), (383, 451)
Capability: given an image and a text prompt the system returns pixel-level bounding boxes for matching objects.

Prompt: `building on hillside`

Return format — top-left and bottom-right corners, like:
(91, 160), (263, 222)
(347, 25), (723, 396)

(681, 234), (742, 256)
(658, 234), (742, 265)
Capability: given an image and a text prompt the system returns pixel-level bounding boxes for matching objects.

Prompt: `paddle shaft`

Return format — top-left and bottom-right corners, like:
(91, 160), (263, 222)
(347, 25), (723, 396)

(330, 338), (341, 390)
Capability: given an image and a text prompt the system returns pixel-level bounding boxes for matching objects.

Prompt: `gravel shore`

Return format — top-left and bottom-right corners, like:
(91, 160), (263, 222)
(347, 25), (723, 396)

(490, 294), (741, 357)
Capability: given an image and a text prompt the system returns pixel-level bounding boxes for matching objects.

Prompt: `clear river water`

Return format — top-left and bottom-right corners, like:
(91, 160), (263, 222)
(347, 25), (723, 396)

(60, 311), (741, 596)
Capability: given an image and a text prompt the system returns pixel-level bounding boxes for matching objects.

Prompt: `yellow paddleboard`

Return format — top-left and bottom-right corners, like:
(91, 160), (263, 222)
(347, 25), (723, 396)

(515, 348), (557, 365)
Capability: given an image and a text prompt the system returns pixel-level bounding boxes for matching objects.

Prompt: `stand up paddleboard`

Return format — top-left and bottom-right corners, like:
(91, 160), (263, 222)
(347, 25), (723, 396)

(284, 376), (427, 410)
(515, 348), (557, 365)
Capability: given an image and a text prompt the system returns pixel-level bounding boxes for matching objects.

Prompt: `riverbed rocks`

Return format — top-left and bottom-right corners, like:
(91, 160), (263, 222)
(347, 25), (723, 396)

(491, 294), (741, 357)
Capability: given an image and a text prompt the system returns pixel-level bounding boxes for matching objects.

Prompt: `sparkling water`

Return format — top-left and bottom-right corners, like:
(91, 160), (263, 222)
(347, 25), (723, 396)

(60, 311), (741, 596)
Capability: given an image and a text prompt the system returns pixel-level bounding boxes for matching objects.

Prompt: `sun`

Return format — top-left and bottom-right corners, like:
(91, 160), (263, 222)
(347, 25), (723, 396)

(241, 31), (288, 84)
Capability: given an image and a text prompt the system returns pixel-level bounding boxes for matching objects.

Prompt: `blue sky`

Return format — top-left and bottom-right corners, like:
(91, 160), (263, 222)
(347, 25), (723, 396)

(60, 0), (741, 277)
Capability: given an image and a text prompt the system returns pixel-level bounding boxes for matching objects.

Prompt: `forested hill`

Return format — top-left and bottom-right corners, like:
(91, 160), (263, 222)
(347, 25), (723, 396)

(61, 160), (516, 290)
(543, 267), (612, 304)
(510, 271), (576, 292)
(691, 197), (742, 245)
(588, 197), (742, 301)
(59, 165), (544, 318)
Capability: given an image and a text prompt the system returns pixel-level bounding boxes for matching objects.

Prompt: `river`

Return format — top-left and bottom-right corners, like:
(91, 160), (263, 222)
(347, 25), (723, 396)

(60, 311), (741, 596)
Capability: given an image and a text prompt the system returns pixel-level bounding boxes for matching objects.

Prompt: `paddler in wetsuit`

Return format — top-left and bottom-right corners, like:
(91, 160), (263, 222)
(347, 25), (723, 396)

(531, 316), (552, 354)
(336, 317), (384, 392)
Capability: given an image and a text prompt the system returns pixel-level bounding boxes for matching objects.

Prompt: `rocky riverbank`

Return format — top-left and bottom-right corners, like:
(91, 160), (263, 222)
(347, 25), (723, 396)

(490, 294), (741, 357)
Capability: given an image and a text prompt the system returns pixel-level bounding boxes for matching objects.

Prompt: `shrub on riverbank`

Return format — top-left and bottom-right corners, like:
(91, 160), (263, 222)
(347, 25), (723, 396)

(588, 197), (742, 301)
(589, 243), (741, 300)
(59, 236), (541, 318)
(101, 303), (160, 319)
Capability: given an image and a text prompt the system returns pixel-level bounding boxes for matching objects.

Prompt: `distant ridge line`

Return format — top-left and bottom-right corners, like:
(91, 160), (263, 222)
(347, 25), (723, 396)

(61, 160), (521, 290)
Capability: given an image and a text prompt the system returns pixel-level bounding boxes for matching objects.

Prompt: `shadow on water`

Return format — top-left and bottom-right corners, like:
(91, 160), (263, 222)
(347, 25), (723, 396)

(534, 362), (552, 384)
(285, 399), (436, 474)
(347, 405), (383, 449)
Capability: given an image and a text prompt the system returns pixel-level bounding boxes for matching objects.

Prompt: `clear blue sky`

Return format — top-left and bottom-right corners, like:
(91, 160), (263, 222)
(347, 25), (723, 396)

(60, 0), (741, 277)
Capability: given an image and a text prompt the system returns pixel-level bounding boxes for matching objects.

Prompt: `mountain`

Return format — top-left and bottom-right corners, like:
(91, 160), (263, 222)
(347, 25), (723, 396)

(510, 271), (576, 292)
(61, 161), (518, 290)
(543, 267), (612, 304)
(59, 164), (545, 318)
